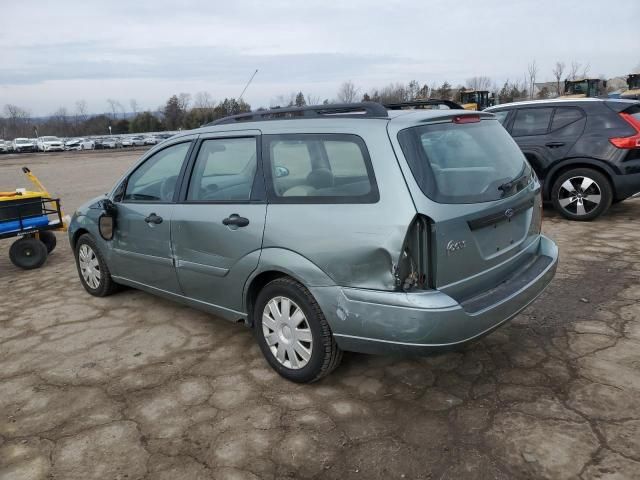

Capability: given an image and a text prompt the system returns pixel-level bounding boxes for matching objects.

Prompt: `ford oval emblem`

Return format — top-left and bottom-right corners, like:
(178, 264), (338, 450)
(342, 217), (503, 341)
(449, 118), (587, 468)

(504, 208), (515, 219)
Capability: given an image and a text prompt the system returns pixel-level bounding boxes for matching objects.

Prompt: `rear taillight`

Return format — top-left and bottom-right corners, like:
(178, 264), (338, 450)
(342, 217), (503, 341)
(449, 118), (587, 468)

(453, 115), (480, 124)
(609, 112), (640, 149)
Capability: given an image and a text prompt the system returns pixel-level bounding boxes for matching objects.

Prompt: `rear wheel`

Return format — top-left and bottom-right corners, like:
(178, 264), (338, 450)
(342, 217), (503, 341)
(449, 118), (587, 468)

(75, 234), (118, 296)
(253, 277), (342, 383)
(551, 168), (612, 221)
(38, 231), (57, 253)
(9, 237), (48, 269)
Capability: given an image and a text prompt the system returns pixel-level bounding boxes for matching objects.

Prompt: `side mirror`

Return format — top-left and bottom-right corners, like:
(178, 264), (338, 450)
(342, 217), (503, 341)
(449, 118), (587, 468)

(274, 166), (290, 178)
(98, 198), (117, 241)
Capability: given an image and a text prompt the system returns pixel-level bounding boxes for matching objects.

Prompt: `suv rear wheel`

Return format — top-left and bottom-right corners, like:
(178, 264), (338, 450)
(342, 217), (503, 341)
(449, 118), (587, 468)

(253, 277), (342, 383)
(551, 168), (612, 221)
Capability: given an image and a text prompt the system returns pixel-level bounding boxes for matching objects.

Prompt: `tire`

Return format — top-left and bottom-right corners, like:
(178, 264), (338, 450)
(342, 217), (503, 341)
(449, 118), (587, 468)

(75, 233), (118, 297)
(551, 168), (613, 221)
(9, 237), (48, 270)
(253, 277), (342, 383)
(38, 231), (57, 253)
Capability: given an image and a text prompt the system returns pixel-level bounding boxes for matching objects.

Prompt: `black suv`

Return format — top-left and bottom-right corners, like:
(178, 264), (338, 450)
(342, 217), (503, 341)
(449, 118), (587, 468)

(486, 99), (640, 220)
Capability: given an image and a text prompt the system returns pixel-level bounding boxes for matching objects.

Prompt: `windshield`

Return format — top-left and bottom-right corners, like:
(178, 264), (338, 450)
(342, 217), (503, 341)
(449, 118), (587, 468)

(41, 136), (58, 141)
(398, 119), (529, 204)
(15, 139), (29, 144)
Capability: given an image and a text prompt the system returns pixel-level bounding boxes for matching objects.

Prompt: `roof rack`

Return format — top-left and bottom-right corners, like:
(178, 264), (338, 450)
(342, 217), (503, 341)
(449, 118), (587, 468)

(206, 102), (389, 126)
(383, 99), (464, 110)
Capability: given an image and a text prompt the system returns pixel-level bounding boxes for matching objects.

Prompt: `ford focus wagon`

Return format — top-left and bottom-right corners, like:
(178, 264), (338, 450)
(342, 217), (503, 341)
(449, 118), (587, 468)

(69, 101), (558, 383)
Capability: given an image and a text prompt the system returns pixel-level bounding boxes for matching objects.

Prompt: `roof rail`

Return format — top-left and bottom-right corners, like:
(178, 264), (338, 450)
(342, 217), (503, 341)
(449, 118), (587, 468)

(205, 102), (389, 126)
(383, 99), (464, 110)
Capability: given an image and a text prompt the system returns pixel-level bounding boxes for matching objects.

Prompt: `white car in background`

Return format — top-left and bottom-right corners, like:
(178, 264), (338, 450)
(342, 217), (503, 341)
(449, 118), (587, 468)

(65, 138), (96, 151)
(101, 137), (120, 149)
(0, 140), (13, 153)
(12, 138), (37, 153)
(37, 136), (65, 152)
(130, 136), (145, 146)
(143, 136), (159, 145)
(120, 137), (134, 147)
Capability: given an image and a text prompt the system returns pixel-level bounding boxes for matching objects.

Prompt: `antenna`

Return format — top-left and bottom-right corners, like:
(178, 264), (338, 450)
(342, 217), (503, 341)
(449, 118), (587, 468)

(238, 69), (258, 101)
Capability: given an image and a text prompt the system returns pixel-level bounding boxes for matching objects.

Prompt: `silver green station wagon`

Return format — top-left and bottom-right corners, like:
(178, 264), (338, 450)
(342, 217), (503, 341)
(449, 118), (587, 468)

(69, 101), (558, 383)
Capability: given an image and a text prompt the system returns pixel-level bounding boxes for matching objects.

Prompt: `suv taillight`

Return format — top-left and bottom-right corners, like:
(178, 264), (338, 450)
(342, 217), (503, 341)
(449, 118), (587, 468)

(610, 112), (640, 149)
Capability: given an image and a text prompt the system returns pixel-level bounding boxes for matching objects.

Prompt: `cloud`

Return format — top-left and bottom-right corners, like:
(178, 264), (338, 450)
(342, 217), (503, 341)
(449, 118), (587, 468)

(1, 0), (637, 115)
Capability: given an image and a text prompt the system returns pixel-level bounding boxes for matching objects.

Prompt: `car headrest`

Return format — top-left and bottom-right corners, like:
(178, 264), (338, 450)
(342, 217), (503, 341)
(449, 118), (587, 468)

(306, 168), (334, 189)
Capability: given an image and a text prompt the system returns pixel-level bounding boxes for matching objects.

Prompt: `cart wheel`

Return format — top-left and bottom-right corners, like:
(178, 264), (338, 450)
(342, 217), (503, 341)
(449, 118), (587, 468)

(9, 237), (48, 270)
(38, 231), (57, 253)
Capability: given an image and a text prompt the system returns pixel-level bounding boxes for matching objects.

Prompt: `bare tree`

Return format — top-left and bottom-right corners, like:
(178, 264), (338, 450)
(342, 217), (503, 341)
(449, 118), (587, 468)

(129, 99), (139, 116)
(552, 61), (565, 96)
(466, 76), (492, 91)
(270, 93), (296, 108)
(74, 100), (89, 135)
(305, 93), (321, 105)
(569, 61), (581, 80)
(581, 62), (591, 79)
(527, 60), (538, 99)
(336, 81), (360, 103)
(177, 93), (191, 112)
(4, 104), (31, 138)
(193, 92), (214, 109)
(106, 99), (123, 120)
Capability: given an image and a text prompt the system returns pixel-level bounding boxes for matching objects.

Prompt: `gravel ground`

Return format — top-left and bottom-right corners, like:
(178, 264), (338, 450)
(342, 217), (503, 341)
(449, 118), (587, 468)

(1, 150), (639, 480)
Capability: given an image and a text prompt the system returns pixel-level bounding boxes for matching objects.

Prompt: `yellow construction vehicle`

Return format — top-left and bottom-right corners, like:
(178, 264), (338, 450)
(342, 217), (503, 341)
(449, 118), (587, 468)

(459, 89), (494, 110)
(561, 78), (607, 98)
(621, 74), (640, 100)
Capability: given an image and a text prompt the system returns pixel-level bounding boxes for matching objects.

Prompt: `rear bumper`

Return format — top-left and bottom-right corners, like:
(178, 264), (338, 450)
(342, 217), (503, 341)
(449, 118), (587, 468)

(315, 235), (558, 355)
(613, 171), (640, 200)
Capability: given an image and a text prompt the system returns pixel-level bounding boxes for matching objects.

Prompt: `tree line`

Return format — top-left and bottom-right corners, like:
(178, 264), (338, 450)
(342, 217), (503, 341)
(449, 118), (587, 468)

(0, 94), (251, 140)
(1, 59), (633, 140)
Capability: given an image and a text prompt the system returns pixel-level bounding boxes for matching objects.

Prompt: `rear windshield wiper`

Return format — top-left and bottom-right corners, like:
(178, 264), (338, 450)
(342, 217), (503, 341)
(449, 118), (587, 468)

(498, 168), (530, 196)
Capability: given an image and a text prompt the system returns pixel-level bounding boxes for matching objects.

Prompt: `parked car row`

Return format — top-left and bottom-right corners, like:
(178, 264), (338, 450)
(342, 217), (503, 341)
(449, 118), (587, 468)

(0, 133), (176, 153)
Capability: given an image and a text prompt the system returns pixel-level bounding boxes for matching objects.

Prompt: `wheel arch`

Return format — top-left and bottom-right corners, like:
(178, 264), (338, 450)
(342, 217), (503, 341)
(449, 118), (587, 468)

(243, 248), (336, 327)
(70, 227), (90, 250)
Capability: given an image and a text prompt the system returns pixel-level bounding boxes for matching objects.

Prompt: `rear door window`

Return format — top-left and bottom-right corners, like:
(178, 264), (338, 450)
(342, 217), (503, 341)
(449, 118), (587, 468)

(512, 108), (553, 136)
(264, 134), (378, 203)
(551, 107), (584, 130)
(398, 119), (530, 204)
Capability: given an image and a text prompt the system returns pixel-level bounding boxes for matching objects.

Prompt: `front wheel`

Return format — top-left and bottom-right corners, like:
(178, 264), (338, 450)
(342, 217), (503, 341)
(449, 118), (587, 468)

(551, 168), (613, 221)
(75, 234), (118, 296)
(9, 237), (48, 269)
(253, 277), (342, 383)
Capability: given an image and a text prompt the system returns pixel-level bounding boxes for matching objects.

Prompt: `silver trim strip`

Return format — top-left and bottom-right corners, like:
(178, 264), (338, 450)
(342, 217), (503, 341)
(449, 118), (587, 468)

(113, 248), (173, 266)
(175, 259), (229, 277)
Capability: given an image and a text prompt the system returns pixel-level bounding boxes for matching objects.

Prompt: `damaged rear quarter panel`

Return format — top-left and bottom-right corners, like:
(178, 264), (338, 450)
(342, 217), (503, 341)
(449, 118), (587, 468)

(260, 123), (417, 290)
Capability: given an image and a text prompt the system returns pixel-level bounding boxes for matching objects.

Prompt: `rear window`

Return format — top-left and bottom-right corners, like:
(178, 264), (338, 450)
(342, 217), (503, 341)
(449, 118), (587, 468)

(398, 119), (529, 204)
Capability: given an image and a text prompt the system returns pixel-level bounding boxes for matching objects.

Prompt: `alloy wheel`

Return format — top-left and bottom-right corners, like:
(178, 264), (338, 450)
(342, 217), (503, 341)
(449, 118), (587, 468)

(78, 244), (101, 289)
(261, 296), (313, 369)
(557, 176), (602, 217)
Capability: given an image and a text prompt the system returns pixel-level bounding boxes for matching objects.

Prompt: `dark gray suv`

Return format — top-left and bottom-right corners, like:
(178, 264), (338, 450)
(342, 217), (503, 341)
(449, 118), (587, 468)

(69, 102), (558, 382)
(487, 99), (640, 220)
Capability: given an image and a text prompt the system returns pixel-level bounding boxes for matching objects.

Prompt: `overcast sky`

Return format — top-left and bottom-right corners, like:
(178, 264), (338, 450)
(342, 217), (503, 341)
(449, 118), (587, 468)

(1, 0), (637, 116)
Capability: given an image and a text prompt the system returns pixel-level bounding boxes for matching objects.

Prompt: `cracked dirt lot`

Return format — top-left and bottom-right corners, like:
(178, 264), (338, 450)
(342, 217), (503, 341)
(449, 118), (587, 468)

(1, 151), (640, 480)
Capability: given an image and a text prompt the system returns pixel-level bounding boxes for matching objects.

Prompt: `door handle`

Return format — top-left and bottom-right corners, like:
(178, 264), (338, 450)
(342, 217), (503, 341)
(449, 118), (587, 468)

(222, 214), (250, 228)
(545, 142), (565, 148)
(144, 213), (163, 224)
